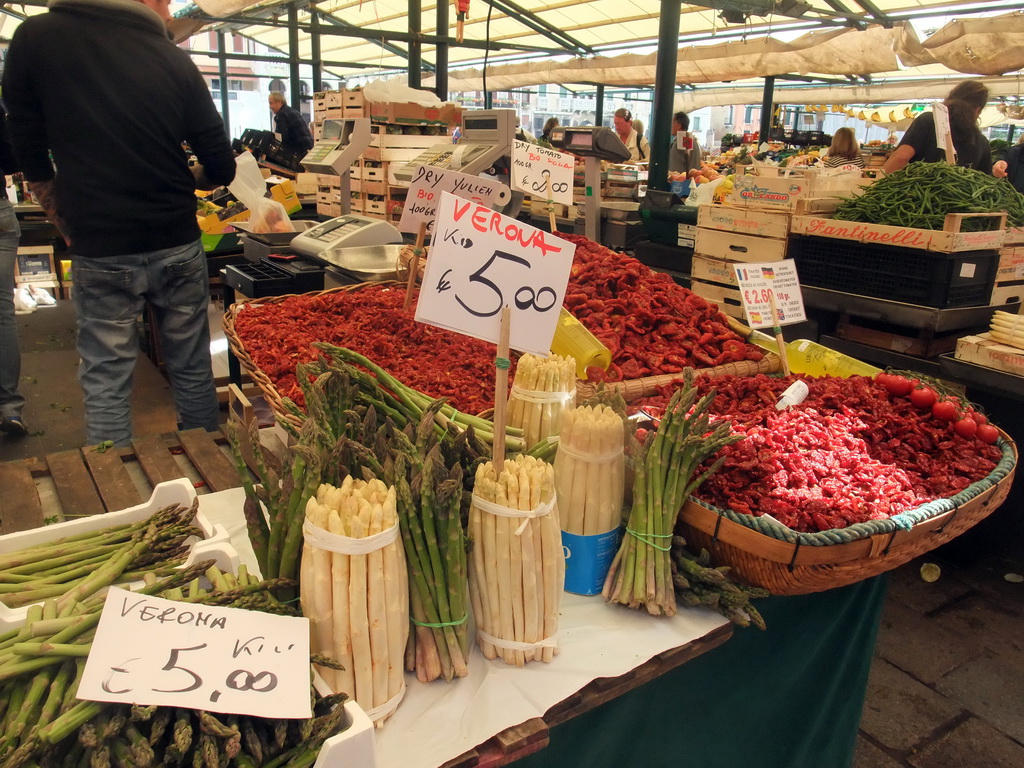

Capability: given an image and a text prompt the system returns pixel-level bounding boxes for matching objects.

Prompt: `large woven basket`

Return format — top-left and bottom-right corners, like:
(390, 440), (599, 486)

(678, 433), (1018, 595)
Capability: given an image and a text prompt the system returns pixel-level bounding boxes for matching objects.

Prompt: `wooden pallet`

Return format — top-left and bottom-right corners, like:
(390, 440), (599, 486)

(0, 428), (251, 535)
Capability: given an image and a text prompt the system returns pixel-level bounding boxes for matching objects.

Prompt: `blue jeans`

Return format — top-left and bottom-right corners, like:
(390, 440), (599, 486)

(72, 239), (218, 446)
(0, 200), (24, 421)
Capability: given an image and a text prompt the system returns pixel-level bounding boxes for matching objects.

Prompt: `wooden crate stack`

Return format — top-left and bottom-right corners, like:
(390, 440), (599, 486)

(689, 204), (791, 320)
(992, 228), (1024, 307)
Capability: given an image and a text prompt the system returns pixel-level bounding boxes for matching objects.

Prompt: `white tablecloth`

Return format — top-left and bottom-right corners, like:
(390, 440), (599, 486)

(199, 488), (729, 768)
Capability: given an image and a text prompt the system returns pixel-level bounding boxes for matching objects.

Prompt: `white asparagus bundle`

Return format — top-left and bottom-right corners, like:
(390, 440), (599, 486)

(300, 477), (409, 725)
(508, 353), (577, 451)
(990, 310), (1024, 351)
(555, 405), (626, 537)
(468, 455), (564, 666)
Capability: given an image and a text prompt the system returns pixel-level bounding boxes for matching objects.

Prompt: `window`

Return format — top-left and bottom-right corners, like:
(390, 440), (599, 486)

(744, 106), (755, 123)
(723, 108), (734, 127)
(233, 34), (244, 53)
(693, 116), (701, 131)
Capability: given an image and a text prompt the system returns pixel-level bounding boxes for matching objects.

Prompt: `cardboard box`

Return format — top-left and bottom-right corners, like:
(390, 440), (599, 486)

(15, 246), (57, 284)
(730, 171), (866, 210)
(955, 333), (1024, 377)
(698, 204), (790, 240)
(695, 227), (787, 263)
(294, 172), (319, 196)
(268, 180), (302, 215)
(368, 101), (462, 126)
(789, 214), (1006, 253)
(997, 247), (1024, 281)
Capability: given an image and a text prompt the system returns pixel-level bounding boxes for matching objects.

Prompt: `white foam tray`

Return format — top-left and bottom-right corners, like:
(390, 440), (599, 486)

(314, 701), (377, 768)
(0, 478), (240, 631)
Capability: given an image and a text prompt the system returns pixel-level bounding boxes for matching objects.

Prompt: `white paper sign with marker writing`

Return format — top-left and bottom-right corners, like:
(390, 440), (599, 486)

(933, 103), (955, 163)
(398, 164), (508, 235)
(78, 587), (312, 719)
(415, 191), (575, 356)
(510, 140), (575, 206)
(733, 260), (807, 330)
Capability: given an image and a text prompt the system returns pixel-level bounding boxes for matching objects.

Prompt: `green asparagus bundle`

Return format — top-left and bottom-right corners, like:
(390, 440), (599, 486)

(670, 537), (768, 629)
(0, 562), (355, 768)
(602, 370), (743, 616)
(0, 500), (205, 609)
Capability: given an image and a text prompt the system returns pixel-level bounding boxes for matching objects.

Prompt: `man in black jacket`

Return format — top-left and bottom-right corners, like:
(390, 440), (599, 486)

(2, 0), (237, 447)
(268, 91), (314, 156)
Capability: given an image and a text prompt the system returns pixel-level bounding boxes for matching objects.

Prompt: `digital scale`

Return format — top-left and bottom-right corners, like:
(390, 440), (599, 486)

(548, 125), (631, 241)
(392, 108), (517, 185)
(301, 118), (373, 216)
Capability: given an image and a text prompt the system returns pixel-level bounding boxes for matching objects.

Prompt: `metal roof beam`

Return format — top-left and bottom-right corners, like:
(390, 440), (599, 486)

(314, 8), (436, 71)
(852, 0), (892, 25)
(821, 0), (868, 30)
(478, 0), (594, 55)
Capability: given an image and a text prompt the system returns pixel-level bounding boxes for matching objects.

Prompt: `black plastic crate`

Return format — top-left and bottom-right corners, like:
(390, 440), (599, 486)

(224, 262), (294, 298)
(788, 234), (998, 309)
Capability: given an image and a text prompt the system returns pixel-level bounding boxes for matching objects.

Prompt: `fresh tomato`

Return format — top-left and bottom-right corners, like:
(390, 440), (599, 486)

(884, 375), (914, 397)
(909, 387), (938, 410)
(969, 410), (988, 426)
(932, 400), (958, 422)
(953, 417), (977, 438)
(976, 424), (999, 445)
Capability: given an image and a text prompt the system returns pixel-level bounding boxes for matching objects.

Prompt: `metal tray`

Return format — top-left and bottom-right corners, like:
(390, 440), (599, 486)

(231, 219), (317, 246)
(316, 244), (407, 282)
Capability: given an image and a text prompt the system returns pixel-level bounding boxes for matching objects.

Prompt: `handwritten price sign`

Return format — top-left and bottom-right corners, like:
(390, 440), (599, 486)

(510, 140), (575, 206)
(398, 164), (509, 235)
(733, 260), (807, 330)
(415, 191), (575, 356)
(79, 588), (311, 719)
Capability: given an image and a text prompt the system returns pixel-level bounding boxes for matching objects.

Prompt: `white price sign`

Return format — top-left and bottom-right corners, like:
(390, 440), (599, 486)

(933, 103), (955, 163)
(79, 588), (312, 719)
(398, 164), (508, 235)
(510, 140), (575, 206)
(733, 260), (807, 330)
(415, 191), (575, 356)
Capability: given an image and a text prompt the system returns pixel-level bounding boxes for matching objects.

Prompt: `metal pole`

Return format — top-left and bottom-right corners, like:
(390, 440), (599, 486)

(595, 84), (605, 126)
(1009, 125), (1017, 144)
(408, 0), (422, 89)
(288, 2), (301, 109)
(310, 5), (323, 93)
(648, 0), (680, 191)
(759, 76), (775, 143)
(485, 91), (493, 109)
(216, 32), (230, 134)
(435, 0), (449, 99)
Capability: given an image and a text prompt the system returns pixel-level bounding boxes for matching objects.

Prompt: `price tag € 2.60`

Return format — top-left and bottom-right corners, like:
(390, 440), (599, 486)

(78, 587), (312, 719)
(415, 191), (575, 356)
(733, 260), (807, 330)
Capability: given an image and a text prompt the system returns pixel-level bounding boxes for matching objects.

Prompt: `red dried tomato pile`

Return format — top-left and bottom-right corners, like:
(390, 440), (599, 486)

(633, 374), (1002, 533)
(233, 285), (513, 414)
(555, 232), (764, 381)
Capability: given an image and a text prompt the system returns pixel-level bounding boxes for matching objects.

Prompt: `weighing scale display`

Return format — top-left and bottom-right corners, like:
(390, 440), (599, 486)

(290, 214), (404, 257)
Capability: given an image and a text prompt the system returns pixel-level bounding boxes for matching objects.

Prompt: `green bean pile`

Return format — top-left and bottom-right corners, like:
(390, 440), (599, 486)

(833, 162), (1024, 230)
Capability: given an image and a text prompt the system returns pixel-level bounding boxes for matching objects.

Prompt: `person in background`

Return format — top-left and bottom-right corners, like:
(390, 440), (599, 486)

(612, 108), (650, 163)
(992, 136), (1024, 194)
(540, 117), (559, 143)
(0, 103), (26, 439)
(822, 127), (865, 169)
(268, 91), (314, 157)
(515, 117), (537, 144)
(882, 80), (991, 173)
(3, 0), (237, 447)
(667, 110), (702, 174)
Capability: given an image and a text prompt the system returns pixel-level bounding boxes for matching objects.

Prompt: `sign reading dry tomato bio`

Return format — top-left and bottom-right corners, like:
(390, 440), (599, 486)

(415, 191), (575, 356)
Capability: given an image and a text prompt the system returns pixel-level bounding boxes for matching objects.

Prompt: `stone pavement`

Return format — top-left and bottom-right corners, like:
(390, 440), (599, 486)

(856, 549), (1024, 768)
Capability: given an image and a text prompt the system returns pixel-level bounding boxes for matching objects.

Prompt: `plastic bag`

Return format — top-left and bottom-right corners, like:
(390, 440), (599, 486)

(228, 151), (292, 233)
(684, 176), (725, 207)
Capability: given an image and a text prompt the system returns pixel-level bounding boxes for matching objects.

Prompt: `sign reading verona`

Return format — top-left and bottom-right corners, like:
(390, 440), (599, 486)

(415, 191), (575, 356)
(733, 260), (807, 330)
(79, 587), (312, 719)
(398, 164), (508, 235)
(510, 140), (575, 206)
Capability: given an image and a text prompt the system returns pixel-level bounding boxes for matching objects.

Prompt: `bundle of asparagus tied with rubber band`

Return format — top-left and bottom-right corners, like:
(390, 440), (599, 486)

(468, 454), (564, 666)
(602, 370), (743, 616)
(507, 352), (577, 451)
(0, 561), (352, 768)
(301, 478), (408, 725)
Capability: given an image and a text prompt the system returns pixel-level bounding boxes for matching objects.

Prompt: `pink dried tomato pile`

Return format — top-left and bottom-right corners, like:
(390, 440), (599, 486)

(233, 285), (514, 414)
(633, 374), (1003, 533)
(555, 233), (764, 381)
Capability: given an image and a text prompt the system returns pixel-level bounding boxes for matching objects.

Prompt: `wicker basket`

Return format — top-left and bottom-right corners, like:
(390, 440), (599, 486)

(677, 433), (1018, 595)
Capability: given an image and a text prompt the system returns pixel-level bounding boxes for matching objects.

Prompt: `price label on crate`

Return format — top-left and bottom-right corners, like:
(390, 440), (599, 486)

(398, 164), (509, 235)
(79, 587), (311, 719)
(733, 260), (807, 330)
(415, 191), (575, 356)
(511, 140), (575, 206)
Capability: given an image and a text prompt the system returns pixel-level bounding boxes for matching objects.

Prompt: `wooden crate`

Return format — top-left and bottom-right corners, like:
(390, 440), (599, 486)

(698, 204), (790, 240)
(997, 246), (1024, 282)
(690, 279), (745, 319)
(691, 254), (741, 287)
(790, 212), (1007, 253)
(836, 318), (962, 358)
(991, 281), (1024, 306)
(694, 227), (787, 263)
